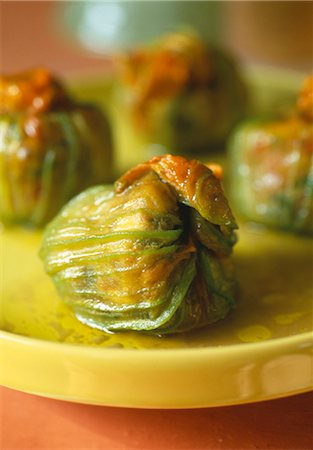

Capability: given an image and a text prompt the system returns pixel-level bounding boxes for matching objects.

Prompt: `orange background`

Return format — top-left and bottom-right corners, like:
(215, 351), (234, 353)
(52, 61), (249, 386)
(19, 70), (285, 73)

(1, 387), (313, 449)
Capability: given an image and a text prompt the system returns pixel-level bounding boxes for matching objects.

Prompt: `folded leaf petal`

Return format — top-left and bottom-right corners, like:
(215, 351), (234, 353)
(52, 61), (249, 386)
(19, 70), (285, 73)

(40, 155), (238, 334)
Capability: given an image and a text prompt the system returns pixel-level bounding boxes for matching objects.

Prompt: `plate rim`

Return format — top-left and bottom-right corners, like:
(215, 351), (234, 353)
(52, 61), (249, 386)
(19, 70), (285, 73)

(1, 327), (312, 408)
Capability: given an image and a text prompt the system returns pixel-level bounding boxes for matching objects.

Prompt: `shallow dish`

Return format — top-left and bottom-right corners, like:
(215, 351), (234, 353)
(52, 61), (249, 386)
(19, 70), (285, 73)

(1, 222), (312, 408)
(1, 68), (312, 408)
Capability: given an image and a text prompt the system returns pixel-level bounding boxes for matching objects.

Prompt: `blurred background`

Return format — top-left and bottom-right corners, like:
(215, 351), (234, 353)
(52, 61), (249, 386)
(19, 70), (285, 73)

(1, 1), (312, 78)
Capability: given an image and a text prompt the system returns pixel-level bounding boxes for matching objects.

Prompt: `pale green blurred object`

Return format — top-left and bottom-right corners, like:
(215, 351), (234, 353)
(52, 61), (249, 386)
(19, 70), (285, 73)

(61, 1), (222, 53)
(113, 31), (247, 159)
(229, 117), (313, 234)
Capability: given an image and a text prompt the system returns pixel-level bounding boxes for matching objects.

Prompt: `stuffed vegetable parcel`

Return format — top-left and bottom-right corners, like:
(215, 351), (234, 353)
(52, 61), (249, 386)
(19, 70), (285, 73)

(0, 68), (113, 227)
(40, 155), (238, 334)
(229, 76), (313, 234)
(116, 32), (247, 158)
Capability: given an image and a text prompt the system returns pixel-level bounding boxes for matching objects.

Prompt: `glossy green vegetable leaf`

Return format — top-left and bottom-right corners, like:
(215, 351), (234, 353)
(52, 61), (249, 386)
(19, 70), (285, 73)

(0, 106), (113, 227)
(0, 68), (113, 228)
(40, 155), (238, 334)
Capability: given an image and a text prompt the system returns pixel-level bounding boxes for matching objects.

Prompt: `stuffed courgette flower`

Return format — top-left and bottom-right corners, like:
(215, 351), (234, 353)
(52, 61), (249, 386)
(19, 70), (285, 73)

(40, 155), (238, 334)
(116, 32), (247, 157)
(0, 68), (113, 227)
(229, 76), (313, 234)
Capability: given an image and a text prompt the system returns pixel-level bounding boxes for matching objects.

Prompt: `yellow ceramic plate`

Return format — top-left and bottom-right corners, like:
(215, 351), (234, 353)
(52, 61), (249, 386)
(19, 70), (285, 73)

(1, 68), (312, 408)
(1, 222), (312, 408)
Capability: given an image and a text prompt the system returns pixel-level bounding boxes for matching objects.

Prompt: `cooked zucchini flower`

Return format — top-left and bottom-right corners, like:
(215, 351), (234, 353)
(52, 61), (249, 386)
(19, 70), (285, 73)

(229, 76), (313, 234)
(116, 32), (247, 156)
(40, 155), (238, 334)
(0, 68), (113, 227)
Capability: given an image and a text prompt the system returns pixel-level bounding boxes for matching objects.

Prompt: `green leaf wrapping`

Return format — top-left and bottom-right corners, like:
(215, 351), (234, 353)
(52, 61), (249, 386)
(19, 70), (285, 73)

(229, 118), (313, 234)
(229, 77), (313, 235)
(40, 155), (238, 334)
(161, 47), (248, 154)
(0, 106), (113, 227)
(117, 32), (247, 155)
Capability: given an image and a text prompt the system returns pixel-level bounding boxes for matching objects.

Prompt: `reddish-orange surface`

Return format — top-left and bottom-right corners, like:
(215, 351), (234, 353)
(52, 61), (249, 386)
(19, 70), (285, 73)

(1, 386), (313, 449)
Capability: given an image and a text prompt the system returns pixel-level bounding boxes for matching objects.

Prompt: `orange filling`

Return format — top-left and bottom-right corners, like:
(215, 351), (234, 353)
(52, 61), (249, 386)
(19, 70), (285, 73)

(0, 67), (72, 114)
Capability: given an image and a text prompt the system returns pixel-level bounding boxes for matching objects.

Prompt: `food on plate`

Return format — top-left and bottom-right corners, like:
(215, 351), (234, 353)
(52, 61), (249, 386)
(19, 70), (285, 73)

(116, 32), (247, 157)
(0, 68), (113, 227)
(229, 76), (313, 234)
(40, 154), (238, 334)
